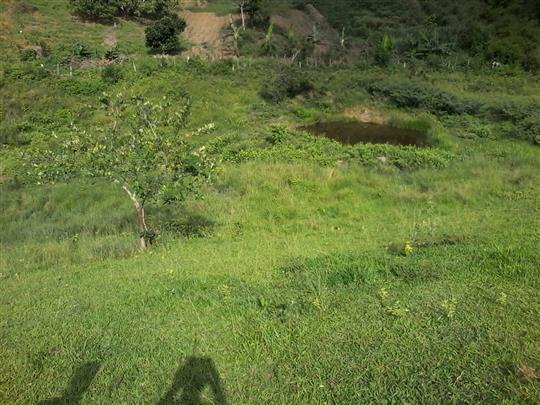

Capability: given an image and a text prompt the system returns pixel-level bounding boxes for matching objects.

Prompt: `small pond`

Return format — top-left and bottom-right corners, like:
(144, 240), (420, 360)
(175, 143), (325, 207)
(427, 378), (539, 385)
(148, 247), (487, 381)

(301, 121), (427, 147)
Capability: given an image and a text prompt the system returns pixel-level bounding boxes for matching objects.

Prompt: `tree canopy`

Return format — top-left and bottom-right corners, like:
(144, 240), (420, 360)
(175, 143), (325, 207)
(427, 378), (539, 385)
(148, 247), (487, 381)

(22, 93), (216, 248)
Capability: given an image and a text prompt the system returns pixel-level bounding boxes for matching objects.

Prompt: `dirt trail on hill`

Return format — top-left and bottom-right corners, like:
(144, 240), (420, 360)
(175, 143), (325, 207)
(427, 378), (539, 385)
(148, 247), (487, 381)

(181, 10), (234, 58)
(270, 4), (337, 58)
(178, 2), (336, 59)
(271, 5), (335, 37)
(103, 27), (117, 47)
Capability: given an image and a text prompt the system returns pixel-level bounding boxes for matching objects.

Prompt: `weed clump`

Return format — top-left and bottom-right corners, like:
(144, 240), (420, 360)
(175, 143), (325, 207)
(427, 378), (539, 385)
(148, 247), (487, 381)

(260, 66), (314, 103)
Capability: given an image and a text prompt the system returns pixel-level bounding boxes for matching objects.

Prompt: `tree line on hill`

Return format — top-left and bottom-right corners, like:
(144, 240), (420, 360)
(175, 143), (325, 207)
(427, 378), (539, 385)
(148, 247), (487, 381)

(68, 0), (540, 71)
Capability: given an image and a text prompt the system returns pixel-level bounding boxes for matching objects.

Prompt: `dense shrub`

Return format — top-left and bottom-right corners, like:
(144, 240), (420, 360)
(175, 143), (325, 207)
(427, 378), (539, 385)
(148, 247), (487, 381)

(522, 115), (540, 145)
(366, 80), (479, 115)
(302, 0), (540, 71)
(493, 107), (540, 145)
(373, 34), (394, 67)
(69, 0), (177, 21)
(486, 100), (540, 123)
(145, 15), (186, 54)
(441, 115), (493, 139)
(260, 67), (314, 103)
(69, 0), (115, 21)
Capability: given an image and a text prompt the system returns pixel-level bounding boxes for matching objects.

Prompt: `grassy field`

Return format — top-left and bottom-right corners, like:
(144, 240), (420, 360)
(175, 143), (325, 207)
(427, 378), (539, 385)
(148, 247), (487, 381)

(1, 1), (540, 404)
(2, 139), (539, 403)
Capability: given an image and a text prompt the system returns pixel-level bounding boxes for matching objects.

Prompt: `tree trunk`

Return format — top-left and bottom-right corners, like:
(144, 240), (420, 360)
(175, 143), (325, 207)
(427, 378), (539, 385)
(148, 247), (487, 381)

(240, 4), (245, 30)
(137, 205), (149, 249)
(122, 185), (150, 250)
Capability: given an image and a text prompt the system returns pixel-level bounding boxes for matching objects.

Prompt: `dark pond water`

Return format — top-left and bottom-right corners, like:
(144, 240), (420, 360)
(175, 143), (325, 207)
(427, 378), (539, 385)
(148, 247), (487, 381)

(301, 121), (427, 147)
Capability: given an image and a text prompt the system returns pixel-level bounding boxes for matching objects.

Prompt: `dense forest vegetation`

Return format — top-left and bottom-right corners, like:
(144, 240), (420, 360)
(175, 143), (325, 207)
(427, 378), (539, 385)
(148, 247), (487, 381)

(307, 0), (540, 71)
(0, 1), (539, 404)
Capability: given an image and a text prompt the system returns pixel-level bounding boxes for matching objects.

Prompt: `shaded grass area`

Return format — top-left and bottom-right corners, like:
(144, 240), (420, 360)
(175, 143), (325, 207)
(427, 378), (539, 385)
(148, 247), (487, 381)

(1, 140), (539, 403)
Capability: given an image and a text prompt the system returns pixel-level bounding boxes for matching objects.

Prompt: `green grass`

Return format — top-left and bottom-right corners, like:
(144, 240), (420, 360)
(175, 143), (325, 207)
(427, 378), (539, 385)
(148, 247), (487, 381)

(2, 139), (540, 403)
(190, 0), (235, 16)
(1, 1), (540, 403)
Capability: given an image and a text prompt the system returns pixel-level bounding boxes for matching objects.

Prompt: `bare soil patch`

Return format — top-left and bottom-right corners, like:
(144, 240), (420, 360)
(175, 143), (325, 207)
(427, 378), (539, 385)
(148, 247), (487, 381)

(342, 107), (388, 124)
(103, 27), (118, 48)
(181, 10), (233, 58)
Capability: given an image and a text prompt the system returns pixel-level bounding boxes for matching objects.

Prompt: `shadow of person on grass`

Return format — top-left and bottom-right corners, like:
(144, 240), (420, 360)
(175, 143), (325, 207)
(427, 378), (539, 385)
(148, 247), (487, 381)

(158, 357), (228, 405)
(37, 362), (100, 405)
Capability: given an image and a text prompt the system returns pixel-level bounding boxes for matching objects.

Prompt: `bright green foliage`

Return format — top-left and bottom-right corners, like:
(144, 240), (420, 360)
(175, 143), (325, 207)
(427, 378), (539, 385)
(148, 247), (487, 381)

(262, 23), (276, 56)
(1, 2), (540, 402)
(22, 93), (216, 246)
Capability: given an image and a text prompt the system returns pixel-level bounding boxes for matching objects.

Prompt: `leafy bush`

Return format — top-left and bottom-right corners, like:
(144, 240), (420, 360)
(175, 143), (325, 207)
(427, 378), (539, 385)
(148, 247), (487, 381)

(260, 66), (314, 103)
(441, 115), (493, 139)
(481, 100), (540, 144)
(69, 0), (177, 20)
(522, 116), (540, 145)
(499, 115), (540, 145)
(101, 64), (124, 84)
(486, 100), (540, 123)
(0, 121), (30, 146)
(69, 0), (115, 21)
(145, 15), (186, 54)
(366, 80), (479, 115)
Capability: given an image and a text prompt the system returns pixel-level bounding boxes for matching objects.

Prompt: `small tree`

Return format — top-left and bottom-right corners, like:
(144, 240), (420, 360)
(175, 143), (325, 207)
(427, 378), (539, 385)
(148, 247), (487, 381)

(229, 15), (242, 57)
(374, 33), (394, 67)
(145, 15), (187, 54)
(234, 1), (248, 30)
(262, 23), (276, 56)
(23, 94), (216, 249)
(70, 0), (178, 20)
(245, 0), (262, 25)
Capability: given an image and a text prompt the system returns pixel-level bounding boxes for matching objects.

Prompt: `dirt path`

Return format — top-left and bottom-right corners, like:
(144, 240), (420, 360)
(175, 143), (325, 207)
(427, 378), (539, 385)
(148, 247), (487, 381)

(103, 27), (117, 48)
(181, 10), (233, 58)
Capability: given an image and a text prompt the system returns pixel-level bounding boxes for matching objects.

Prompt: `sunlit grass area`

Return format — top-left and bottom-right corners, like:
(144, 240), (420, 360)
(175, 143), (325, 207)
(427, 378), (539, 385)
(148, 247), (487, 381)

(2, 139), (539, 402)
(1, 1), (539, 403)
